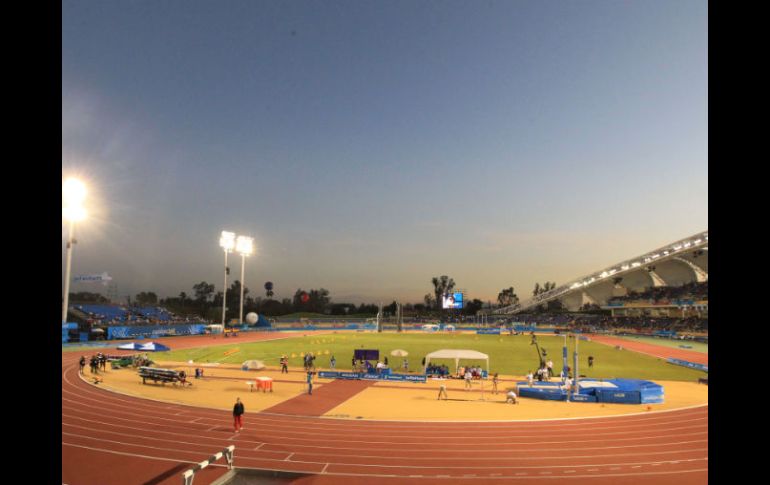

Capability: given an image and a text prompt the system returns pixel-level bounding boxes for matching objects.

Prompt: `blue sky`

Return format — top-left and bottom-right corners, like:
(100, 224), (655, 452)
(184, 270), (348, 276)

(62, 0), (707, 303)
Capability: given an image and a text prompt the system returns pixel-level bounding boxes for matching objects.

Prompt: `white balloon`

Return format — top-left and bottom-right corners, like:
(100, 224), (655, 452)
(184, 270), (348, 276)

(246, 312), (258, 324)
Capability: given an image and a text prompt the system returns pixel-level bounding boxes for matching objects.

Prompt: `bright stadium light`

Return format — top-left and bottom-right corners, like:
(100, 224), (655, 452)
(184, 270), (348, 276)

(235, 235), (255, 326)
(219, 231), (236, 327)
(62, 205), (87, 222)
(236, 235), (254, 256)
(62, 177), (88, 325)
(63, 177), (87, 205)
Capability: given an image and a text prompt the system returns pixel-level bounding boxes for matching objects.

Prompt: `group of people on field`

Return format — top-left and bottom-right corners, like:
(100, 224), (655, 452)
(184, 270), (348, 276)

(79, 353), (107, 374)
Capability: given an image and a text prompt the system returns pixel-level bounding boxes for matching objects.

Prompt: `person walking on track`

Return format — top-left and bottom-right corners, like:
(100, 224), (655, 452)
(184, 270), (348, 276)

(437, 384), (448, 400)
(492, 373), (499, 394)
(280, 355), (288, 374)
(79, 356), (86, 374)
(307, 370), (314, 395)
(233, 397), (245, 432)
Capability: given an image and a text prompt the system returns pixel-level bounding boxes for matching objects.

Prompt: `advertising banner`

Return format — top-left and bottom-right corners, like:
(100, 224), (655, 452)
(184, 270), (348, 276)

(107, 324), (206, 340)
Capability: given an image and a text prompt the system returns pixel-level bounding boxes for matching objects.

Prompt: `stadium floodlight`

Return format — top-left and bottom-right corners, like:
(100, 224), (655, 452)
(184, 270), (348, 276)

(219, 231), (236, 327)
(62, 177), (88, 325)
(63, 177), (87, 206)
(235, 235), (255, 325)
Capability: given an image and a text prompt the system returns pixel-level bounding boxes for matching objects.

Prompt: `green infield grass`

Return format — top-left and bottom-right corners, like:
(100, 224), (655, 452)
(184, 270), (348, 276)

(154, 332), (704, 381)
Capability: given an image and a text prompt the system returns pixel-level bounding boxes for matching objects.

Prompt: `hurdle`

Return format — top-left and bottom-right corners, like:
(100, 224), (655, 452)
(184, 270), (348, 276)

(182, 445), (234, 485)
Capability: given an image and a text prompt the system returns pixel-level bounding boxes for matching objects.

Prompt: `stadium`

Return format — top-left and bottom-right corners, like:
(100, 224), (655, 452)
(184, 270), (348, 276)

(62, 229), (708, 485)
(61, 3), (708, 483)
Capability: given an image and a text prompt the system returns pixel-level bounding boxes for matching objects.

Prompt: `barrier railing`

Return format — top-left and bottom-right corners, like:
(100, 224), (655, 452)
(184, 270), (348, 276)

(182, 445), (234, 485)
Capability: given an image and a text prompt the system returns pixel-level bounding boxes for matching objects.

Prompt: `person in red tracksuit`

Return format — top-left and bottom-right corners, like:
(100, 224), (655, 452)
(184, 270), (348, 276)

(233, 397), (245, 432)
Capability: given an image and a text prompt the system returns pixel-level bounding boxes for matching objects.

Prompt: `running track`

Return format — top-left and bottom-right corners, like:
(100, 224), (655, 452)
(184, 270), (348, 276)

(62, 334), (707, 484)
(588, 335), (709, 365)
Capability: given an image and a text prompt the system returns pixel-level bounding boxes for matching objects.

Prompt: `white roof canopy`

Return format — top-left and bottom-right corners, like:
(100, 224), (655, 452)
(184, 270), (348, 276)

(424, 349), (489, 374)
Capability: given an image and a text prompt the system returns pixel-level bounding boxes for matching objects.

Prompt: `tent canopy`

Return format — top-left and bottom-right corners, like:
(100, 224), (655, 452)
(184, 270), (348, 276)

(424, 349), (489, 374)
(391, 349), (409, 357)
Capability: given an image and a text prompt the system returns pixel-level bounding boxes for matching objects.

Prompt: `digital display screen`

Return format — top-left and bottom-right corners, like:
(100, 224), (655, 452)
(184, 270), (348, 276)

(354, 349), (380, 361)
(442, 292), (464, 309)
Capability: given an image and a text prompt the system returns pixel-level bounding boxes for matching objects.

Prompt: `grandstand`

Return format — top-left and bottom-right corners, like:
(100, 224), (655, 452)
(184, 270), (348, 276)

(493, 230), (708, 314)
(71, 304), (186, 324)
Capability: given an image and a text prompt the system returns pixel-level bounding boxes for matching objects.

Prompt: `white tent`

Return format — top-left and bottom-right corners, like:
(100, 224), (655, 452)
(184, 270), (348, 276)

(424, 349), (489, 375)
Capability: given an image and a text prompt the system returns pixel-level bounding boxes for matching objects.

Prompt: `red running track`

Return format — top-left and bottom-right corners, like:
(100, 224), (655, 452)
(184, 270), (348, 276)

(588, 335), (709, 365)
(62, 334), (708, 485)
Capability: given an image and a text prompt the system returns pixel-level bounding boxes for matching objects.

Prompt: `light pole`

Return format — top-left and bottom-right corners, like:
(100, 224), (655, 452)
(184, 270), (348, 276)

(219, 231), (235, 327)
(235, 235), (254, 326)
(62, 178), (87, 325)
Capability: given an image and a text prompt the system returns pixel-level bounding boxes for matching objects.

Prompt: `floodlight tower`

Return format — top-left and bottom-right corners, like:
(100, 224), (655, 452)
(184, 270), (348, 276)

(235, 235), (254, 326)
(62, 178), (87, 325)
(219, 231), (236, 327)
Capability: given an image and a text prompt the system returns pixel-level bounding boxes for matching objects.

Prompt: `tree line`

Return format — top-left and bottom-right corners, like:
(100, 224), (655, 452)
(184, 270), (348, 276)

(69, 276), (565, 319)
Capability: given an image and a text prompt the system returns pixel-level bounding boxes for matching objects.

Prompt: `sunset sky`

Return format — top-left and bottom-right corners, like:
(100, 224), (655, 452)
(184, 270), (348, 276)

(62, 0), (707, 304)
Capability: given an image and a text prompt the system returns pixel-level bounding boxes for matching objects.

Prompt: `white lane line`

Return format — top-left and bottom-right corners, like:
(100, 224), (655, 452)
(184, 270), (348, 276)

(61, 408), (707, 446)
(254, 443), (265, 450)
(62, 423), (708, 471)
(62, 442), (224, 467)
(285, 453), (294, 461)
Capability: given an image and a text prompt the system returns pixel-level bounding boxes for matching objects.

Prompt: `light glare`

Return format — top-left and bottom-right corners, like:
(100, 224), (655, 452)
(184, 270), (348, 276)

(236, 235), (254, 256)
(63, 205), (87, 222)
(219, 231), (236, 251)
(63, 178), (87, 205)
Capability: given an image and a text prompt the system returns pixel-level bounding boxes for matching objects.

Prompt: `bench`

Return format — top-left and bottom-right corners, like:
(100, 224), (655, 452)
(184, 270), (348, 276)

(138, 366), (183, 386)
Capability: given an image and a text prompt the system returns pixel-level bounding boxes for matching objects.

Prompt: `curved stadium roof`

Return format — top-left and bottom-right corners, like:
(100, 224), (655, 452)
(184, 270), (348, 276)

(493, 230), (708, 314)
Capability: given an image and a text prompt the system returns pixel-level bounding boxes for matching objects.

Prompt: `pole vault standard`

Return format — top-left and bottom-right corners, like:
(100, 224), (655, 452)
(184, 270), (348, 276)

(562, 334), (568, 377)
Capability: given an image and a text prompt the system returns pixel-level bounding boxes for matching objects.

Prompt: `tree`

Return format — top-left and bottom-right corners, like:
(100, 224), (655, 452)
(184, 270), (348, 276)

(135, 292), (158, 306)
(225, 281), (249, 320)
(464, 298), (484, 315)
(533, 283), (541, 296)
(431, 275), (456, 310)
(424, 294), (435, 309)
(192, 282), (215, 304)
(497, 287), (518, 307)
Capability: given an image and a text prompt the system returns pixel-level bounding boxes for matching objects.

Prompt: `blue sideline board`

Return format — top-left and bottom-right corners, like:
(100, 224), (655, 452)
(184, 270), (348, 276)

(667, 358), (708, 372)
(318, 371), (426, 383)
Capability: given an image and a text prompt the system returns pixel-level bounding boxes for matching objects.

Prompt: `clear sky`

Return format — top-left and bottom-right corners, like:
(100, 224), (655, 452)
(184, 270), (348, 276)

(62, 0), (707, 304)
